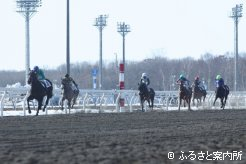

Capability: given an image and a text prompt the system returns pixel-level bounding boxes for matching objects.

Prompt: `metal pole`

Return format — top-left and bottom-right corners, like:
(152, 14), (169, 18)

(122, 32), (125, 88)
(122, 31), (125, 66)
(66, 0), (70, 75)
(16, 0), (42, 84)
(234, 17), (238, 91)
(94, 15), (108, 89)
(117, 22), (130, 89)
(25, 13), (30, 85)
(230, 4), (243, 91)
(99, 27), (103, 89)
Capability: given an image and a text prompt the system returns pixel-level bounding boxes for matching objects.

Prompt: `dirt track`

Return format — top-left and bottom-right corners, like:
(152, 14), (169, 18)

(0, 109), (245, 164)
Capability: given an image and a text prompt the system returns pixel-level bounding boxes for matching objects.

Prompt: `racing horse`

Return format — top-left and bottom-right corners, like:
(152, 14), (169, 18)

(191, 82), (207, 107)
(177, 81), (192, 111)
(60, 78), (79, 112)
(27, 70), (53, 116)
(138, 82), (155, 112)
(213, 85), (229, 109)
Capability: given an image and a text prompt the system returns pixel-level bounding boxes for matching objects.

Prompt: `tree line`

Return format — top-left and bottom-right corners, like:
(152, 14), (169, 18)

(1, 52), (246, 91)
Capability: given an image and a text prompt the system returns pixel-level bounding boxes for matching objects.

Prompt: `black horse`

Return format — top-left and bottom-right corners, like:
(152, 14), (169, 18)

(27, 70), (53, 116)
(213, 85), (229, 109)
(138, 83), (155, 112)
(191, 82), (207, 107)
(61, 78), (79, 112)
(177, 81), (192, 111)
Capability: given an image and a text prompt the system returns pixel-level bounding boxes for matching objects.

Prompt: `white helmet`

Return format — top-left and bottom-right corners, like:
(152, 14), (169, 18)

(141, 73), (147, 78)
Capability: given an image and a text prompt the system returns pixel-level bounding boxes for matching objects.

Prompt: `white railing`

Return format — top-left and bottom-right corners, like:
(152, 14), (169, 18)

(0, 87), (246, 116)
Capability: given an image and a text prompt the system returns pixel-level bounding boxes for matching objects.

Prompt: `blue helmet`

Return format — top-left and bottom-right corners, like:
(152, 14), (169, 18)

(33, 66), (39, 71)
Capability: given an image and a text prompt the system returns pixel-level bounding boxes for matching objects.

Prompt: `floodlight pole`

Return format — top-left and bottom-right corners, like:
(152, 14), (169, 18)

(230, 4), (243, 91)
(66, 0), (70, 75)
(117, 22), (130, 88)
(16, 0), (42, 85)
(94, 15), (108, 89)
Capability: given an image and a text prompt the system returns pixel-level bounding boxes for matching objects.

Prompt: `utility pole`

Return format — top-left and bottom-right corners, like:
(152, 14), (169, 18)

(94, 15), (108, 89)
(66, 0), (70, 75)
(16, 0), (42, 84)
(230, 4), (243, 91)
(117, 22), (130, 88)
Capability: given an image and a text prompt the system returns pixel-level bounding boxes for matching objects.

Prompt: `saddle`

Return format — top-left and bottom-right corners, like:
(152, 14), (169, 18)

(40, 79), (51, 89)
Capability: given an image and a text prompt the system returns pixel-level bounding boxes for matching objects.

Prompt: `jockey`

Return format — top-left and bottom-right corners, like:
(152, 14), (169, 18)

(33, 66), (45, 80)
(140, 73), (150, 91)
(33, 66), (51, 89)
(215, 74), (224, 88)
(177, 74), (190, 88)
(194, 76), (204, 91)
(140, 73), (150, 86)
(63, 74), (79, 92)
(194, 76), (201, 86)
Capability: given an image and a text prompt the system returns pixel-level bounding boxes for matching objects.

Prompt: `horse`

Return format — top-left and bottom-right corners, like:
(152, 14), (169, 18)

(138, 82), (155, 112)
(27, 70), (53, 116)
(213, 85), (229, 109)
(60, 78), (79, 112)
(191, 82), (207, 107)
(177, 81), (192, 111)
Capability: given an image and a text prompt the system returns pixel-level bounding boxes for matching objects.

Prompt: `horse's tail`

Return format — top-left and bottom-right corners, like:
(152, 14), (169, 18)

(149, 88), (155, 95)
(45, 78), (53, 98)
(203, 90), (207, 101)
(224, 85), (230, 97)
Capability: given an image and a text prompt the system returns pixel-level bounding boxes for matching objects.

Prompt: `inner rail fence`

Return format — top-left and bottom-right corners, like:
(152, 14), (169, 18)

(0, 87), (246, 116)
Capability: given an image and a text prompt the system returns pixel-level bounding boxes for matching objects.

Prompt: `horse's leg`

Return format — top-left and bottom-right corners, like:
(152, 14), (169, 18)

(36, 99), (43, 116)
(141, 98), (144, 112)
(147, 99), (151, 108)
(213, 96), (218, 106)
(61, 97), (65, 110)
(72, 94), (78, 108)
(67, 98), (72, 114)
(27, 96), (32, 114)
(151, 97), (154, 110)
(188, 98), (191, 110)
(43, 97), (49, 112)
(178, 98), (181, 111)
(224, 96), (228, 108)
(220, 98), (224, 108)
(192, 96), (195, 106)
(197, 98), (201, 107)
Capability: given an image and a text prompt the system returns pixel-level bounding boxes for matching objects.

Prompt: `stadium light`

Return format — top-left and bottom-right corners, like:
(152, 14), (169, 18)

(16, 0), (42, 84)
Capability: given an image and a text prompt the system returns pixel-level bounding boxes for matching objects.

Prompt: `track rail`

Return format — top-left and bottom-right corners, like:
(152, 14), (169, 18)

(1, 87), (246, 116)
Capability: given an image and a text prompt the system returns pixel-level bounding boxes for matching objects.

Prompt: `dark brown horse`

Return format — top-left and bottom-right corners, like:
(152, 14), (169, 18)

(213, 85), (229, 109)
(27, 70), (53, 116)
(138, 82), (155, 112)
(177, 81), (192, 111)
(61, 78), (79, 112)
(192, 82), (207, 107)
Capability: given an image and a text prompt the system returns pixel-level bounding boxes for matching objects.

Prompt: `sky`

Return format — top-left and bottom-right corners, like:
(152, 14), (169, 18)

(0, 0), (246, 71)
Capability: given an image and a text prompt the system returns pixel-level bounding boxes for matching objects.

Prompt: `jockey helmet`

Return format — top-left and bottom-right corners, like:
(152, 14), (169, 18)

(195, 76), (199, 80)
(65, 74), (69, 78)
(33, 66), (39, 71)
(141, 73), (147, 78)
(216, 75), (221, 80)
(179, 74), (184, 78)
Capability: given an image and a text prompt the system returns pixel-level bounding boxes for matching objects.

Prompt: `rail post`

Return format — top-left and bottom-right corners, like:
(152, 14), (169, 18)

(0, 91), (6, 117)
(119, 63), (125, 112)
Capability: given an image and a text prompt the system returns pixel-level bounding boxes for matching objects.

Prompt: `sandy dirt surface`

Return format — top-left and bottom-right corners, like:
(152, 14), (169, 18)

(0, 109), (245, 164)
